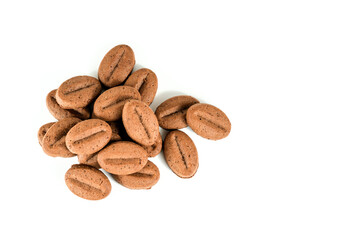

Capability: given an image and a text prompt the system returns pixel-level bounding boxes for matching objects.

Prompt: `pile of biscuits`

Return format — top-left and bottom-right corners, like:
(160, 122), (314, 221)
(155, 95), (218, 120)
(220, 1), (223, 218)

(38, 44), (231, 200)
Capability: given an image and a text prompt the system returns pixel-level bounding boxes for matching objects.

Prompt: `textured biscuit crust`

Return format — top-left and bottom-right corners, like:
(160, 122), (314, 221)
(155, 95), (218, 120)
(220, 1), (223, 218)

(66, 119), (112, 155)
(38, 122), (55, 146)
(163, 130), (199, 178)
(98, 44), (135, 87)
(77, 152), (101, 169)
(122, 100), (159, 146)
(124, 68), (158, 105)
(155, 95), (199, 130)
(65, 164), (111, 200)
(141, 132), (163, 157)
(56, 76), (102, 109)
(46, 89), (90, 120)
(93, 86), (141, 121)
(112, 160), (160, 190)
(42, 118), (81, 157)
(186, 103), (231, 140)
(97, 141), (148, 175)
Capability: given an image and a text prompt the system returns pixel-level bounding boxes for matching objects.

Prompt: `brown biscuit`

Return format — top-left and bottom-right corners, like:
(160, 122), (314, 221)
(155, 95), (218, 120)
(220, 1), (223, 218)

(141, 132), (162, 157)
(38, 122), (55, 146)
(42, 117), (81, 157)
(112, 160), (160, 190)
(163, 130), (199, 178)
(56, 76), (102, 109)
(97, 141), (148, 175)
(93, 86), (141, 121)
(77, 152), (101, 169)
(124, 68), (158, 105)
(46, 89), (90, 120)
(186, 103), (231, 140)
(155, 95), (199, 130)
(108, 120), (125, 141)
(65, 164), (111, 200)
(66, 119), (112, 155)
(98, 44), (135, 87)
(122, 100), (159, 146)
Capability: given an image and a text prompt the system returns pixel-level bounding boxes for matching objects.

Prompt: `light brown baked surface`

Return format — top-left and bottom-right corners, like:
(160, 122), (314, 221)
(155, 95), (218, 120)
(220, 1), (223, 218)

(163, 130), (199, 178)
(65, 164), (111, 200)
(186, 103), (231, 140)
(122, 100), (159, 146)
(66, 119), (112, 155)
(97, 141), (148, 175)
(141, 132), (162, 157)
(112, 160), (160, 190)
(124, 68), (158, 105)
(77, 152), (101, 169)
(98, 44), (135, 87)
(155, 95), (199, 130)
(38, 122), (55, 146)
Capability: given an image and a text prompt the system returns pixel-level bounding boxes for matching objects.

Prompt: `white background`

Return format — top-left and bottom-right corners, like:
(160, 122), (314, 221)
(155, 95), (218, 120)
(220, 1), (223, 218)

(0, 0), (350, 239)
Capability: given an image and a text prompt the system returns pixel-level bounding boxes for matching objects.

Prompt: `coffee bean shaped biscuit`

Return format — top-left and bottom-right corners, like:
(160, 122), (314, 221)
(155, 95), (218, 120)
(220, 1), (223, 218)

(155, 95), (199, 130)
(97, 141), (148, 175)
(65, 164), (111, 200)
(98, 44), (135, 87)
(122, 100), (159, 146)
(124, 68), (158, 105)
(78, 152), (101, 169)
(108, 120), (125, 142)
(186, 103), (231, 140)
(112, 160), (160, 190)
(93, 86), (141, 121)
(42, 117), (81, 157)
(66, 119), (112, 155)
(46, 89), (90, 120)
(140, 132), (162, 157)
(38, 122), (55, 146)
(56, 76), (102, 109)
(163, 130), (199, 178)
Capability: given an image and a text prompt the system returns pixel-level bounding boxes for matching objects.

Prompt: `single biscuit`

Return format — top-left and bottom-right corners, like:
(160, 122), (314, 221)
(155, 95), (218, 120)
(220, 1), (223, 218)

(38, 122), (55, 146)
(155, 95), (199, 130)
(46, 89), (90, 120)
(42, 118), (81, 157)
(124, 68), (158, 105)
(97, 141), (148, 175)
(98, 44), (135, 87)
(66, 119), (112, 155)
(112, 160), (160, 190)
(163, 130), (199, 178)
(56, 76), (102, 109)
(186, 103), (231, 140)
(122, 100), (159, 146)
(93, 86), (141, 121)
(65, 164), (111, 200)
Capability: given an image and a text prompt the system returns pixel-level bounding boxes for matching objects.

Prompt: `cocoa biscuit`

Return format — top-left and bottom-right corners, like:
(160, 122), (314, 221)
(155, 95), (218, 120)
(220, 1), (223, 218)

(46, 89), (90, 120)
(98, 44), (135, 87)
(124, 68), (158, 105)
(77, 152), (101, 169)
(108, 120), (126, 141)
(163, 130), (199, 178)
(141, 132), (162, 157)
(97, 141), (148, 175)
(186, 103), (231, 140)
(56, 76), (102, 109)
(112, 160), (160, 190)
(66, 119), (112, 155)
(42, 117), (81, 157)
(38, 122), (55, 146)
(93, 86), (141, 121)
(122, 100), (159, 146)
(155, 95), (199, 130)
(65, 164), (111, 200)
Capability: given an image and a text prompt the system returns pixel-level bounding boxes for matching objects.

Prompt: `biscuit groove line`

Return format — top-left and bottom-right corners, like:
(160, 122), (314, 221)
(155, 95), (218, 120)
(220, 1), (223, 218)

(63, 84), (96, 95)
(134, 107), (151, 139)
(160, 103), (196, 119)
(102, 97), (131, 109)
(67, 178), (103, 193)
(174, 136), (188, 169)
(107, 49), (125, 81)
(137, 73), (149, 92)
(131, 172), (154, 178)
(196, 114), (227, 132)
(103, 158), (142, 165)
(73, 130), (106, 144)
